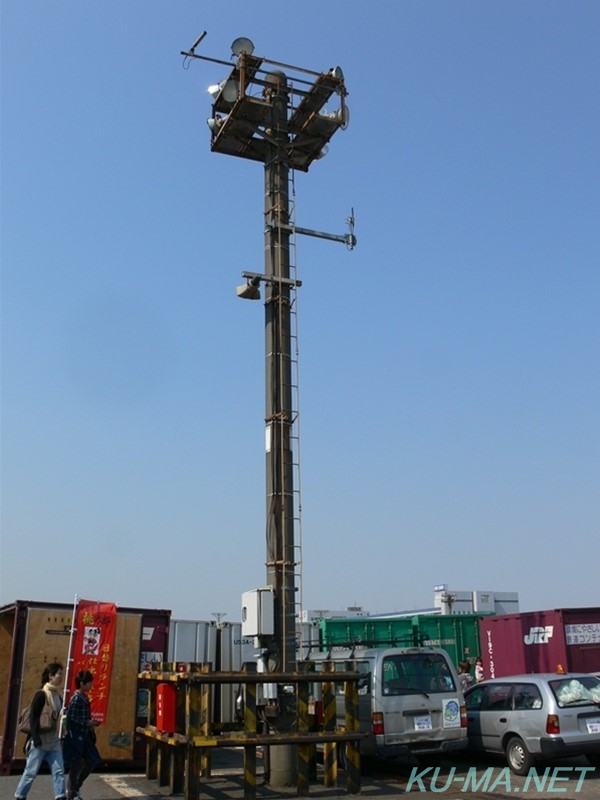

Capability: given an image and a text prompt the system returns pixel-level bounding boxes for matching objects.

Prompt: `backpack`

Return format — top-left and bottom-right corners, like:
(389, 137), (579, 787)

(18, 700), (57, 735)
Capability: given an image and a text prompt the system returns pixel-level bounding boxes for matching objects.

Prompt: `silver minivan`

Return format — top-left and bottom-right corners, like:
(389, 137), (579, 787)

(311, 646), (467, 763)
(465, 672), (600, 774)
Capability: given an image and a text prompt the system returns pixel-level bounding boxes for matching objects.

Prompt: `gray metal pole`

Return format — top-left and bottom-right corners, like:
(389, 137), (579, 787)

(264, 70), (296, 674)
(263, 70), (297, 786)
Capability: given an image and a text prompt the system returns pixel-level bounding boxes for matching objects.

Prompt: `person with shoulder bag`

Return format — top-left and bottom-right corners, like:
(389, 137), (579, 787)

(14, 662), (66, 800)
(63, 671), (101, 800)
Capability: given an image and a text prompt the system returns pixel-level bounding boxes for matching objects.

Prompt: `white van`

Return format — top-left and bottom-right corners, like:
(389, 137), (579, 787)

(310, 646), (467, 762)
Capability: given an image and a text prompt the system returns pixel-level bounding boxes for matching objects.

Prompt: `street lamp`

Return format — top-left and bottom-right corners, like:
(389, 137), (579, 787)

(182, 33), (355, 786)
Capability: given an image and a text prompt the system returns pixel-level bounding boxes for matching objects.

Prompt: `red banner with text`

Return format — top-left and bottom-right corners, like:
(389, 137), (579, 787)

(67, 599), (117, 723)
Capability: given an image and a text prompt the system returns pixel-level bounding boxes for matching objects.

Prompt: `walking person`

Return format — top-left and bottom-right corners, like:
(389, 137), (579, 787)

(63, 671), (101, 800)
(475, 656), (485, 683)
(14, 662), (66, 800)
(457, 660), (474, 693)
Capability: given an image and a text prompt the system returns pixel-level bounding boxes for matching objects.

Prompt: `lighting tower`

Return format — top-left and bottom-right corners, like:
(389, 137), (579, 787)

(182, 33), (355, 786)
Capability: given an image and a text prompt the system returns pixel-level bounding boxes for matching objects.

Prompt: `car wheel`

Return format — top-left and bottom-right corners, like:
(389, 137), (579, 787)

(505, 736), (534, 776)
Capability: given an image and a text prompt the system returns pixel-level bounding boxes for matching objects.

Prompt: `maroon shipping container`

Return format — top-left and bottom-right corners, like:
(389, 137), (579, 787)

(478, 607), (600, 680)
(0, 599), (170, 773)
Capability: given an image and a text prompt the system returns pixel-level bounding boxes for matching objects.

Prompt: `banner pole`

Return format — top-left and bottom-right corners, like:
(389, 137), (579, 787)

(59, 593), (79, 736)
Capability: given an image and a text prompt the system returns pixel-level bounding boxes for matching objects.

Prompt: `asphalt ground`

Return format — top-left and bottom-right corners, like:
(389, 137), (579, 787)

(2, 752), (599, 800)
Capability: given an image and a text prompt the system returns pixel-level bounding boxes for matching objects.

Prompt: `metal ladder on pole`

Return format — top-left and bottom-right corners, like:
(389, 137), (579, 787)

(287, 165), (304, 656)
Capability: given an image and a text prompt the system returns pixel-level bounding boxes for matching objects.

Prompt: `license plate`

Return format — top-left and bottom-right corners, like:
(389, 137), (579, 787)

(414, 715), (432, 731)
(586, 718), (600, 734)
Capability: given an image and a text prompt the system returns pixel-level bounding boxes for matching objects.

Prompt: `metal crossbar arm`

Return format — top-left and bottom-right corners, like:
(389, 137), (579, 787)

(266, 222), (356, 249)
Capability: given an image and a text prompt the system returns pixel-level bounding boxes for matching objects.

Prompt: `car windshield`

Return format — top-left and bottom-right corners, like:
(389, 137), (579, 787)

(382, 653), (456, 695)
(549, 676), (600, 707)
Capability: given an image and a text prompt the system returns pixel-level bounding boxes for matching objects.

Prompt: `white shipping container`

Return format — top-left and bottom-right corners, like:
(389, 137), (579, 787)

(168, 619), (218, 664)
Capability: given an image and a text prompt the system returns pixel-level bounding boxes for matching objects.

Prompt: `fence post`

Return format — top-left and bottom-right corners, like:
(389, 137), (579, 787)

(296, 662), (314, 796)
(344, 660), (361, 795)
(243, 662), (258, 800)
(322, 660), (337, 787)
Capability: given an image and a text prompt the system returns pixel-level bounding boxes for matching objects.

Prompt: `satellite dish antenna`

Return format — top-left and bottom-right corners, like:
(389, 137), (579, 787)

(231, 37), (255, 56)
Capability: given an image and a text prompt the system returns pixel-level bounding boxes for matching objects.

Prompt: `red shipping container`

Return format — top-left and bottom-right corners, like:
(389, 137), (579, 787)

(156, 683), (177, 732)
(478, 607), (600, 679)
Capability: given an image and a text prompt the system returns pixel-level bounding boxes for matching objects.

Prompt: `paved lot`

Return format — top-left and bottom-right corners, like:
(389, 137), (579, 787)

(2, 753), (599, 799)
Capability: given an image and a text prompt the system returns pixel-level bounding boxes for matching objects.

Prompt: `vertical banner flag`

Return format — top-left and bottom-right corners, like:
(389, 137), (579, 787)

(67, 599), (118, 723)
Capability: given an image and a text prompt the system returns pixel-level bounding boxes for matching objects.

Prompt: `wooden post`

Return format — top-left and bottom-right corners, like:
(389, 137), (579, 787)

(344, 660), (361, 795)
(296, 663), (312, 796)
(322, 661), (337, 787)
(243, 662), (257, 800)
(145, 737), (158, 780)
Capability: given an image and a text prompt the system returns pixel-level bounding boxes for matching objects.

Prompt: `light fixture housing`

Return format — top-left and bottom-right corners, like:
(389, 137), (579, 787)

(207, 115), (226, 133)
(231, 37), (255, 57)
(236, 278), (261, 300)
(324, 106), (350, 129)
(221, 79), (239, 103)
(207, 79), (239, 103)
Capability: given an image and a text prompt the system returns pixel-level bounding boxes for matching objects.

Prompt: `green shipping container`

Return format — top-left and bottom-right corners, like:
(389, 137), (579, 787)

(318, 613), (488, 669)
(411, 614), (485, 668)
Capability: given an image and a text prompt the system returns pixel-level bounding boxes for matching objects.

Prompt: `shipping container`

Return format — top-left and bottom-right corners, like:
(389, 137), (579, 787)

(167, 618), (218, 663)
(165, 619), (322, 724)
(478, 607), (600, 680)
(0, 599), (170, 773)
(318, 613), (485, 669)
(410, 614), (484, 667)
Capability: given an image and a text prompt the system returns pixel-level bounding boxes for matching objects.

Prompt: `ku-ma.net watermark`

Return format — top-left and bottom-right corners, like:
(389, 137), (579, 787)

(405, 765), (596, 793)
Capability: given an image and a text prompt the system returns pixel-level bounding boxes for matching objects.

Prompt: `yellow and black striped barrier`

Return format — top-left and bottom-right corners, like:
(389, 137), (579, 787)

(322, 660), (338, 787)
(137, 662), (365, 800)
(344, 659), (361, 795)
(243, 663), (257, 800)
(296, 661), (314, 796)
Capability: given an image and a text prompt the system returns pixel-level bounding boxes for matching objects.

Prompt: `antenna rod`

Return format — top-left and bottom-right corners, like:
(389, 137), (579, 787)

(190, 31), (207, 52)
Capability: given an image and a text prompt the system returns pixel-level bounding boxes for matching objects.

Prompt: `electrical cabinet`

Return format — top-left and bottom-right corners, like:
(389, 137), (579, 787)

(241, 588), (274, 637)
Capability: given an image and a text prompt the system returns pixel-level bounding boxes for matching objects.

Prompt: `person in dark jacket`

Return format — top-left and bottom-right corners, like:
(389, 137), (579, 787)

(457, 660), (474, 693)
(14, 662), (65, 800)
(63, 671), (101, 800)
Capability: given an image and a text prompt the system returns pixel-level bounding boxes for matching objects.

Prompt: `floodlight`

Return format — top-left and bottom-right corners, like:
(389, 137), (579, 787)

(231, 37), (255, 56)
(236, 277), (261, 300)
(207, 115), (227, 133)
(315, 145), (329, 160)
(221, 79), (239, 103)
(340, 105), (350, 130)
(208, 83), (223, 98)
(329, 66), (344, 80)
(324, 106), (350, 130)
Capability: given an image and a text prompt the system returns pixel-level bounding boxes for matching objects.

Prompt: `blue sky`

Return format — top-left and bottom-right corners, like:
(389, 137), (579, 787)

(2, 2), (599, 623)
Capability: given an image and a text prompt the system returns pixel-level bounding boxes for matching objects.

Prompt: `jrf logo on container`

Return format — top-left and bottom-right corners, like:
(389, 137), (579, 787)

(524, 626), (554, 645)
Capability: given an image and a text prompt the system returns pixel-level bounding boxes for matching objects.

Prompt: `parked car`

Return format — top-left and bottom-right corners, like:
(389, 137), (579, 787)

(464, 672), (600, 775)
